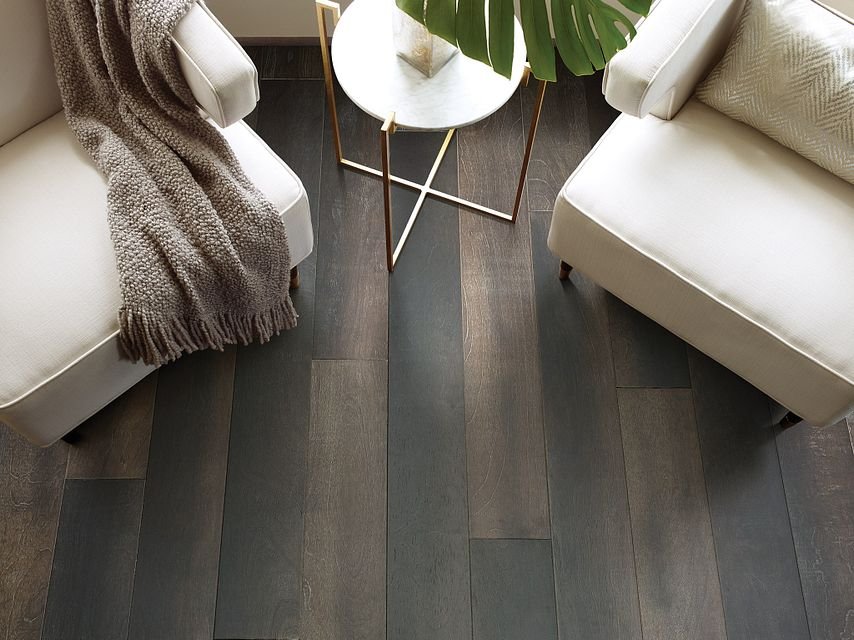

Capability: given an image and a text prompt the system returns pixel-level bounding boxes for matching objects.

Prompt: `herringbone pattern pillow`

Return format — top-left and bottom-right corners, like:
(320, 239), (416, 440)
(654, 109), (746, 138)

(696, 0), (853, 184)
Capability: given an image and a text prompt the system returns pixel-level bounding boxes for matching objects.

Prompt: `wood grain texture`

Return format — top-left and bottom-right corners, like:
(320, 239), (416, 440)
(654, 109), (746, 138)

(522, 68), (589, 213)
(608, 296), (690, 389)
(777, 418), (854, 640)
(245, 45), (325, 79)
(66, 372), (157, 479)
(300, 360), (387, 640)
(213, 79), (323, 639)
(531, 211), (642, 639)
(469, 539), (558, 640)
(689, 349), (809, 639)
(127, 348), (235, 640)
(459, 93), (550, 539)
(0, 429), (67, 640)
(583, 71), (619, 145)
(618, 388), (726, 640)
(313, 85), (388, 360)
(43, 479), (144, 640)
(387, 132), (471, 640)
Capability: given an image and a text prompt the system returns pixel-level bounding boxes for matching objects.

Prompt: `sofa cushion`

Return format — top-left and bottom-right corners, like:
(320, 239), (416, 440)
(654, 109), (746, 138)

(549, 98), (854, 425)
(0, 112), (313, 413)
(0, 0), (63, 146)
(696, 0), (854, 184)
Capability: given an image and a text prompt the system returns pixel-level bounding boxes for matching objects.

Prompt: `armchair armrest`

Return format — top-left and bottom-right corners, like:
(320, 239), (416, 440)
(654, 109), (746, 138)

(171, 1), (259, 128)
(603, 0), (744, 119)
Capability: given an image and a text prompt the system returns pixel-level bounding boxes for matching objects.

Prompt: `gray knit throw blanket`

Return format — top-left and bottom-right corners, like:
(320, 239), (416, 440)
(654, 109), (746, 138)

(46, 0), (296, 366)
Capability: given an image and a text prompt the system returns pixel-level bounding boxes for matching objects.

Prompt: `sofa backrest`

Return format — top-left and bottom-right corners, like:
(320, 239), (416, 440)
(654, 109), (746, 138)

(0, 0), (63, 146)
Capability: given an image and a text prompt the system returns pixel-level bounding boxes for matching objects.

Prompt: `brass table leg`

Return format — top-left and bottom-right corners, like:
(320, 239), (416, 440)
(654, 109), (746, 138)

(315, 1), (548, 273)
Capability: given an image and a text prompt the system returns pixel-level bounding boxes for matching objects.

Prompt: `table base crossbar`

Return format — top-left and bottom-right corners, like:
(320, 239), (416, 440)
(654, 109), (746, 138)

(316, 0), (546, 272)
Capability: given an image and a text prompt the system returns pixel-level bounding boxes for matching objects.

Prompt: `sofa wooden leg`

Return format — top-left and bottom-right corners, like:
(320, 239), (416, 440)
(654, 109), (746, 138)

(779, 411), (803, 429)
(559, 261), (573, 280)
(289, 265), (300, 290)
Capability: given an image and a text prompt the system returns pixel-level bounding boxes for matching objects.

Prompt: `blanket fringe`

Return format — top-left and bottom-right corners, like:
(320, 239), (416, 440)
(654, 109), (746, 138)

(118, 296), (298, 366)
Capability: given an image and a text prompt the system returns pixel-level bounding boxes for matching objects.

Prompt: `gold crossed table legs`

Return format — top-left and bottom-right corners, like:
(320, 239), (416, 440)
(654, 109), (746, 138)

(316, 0), (547, 272)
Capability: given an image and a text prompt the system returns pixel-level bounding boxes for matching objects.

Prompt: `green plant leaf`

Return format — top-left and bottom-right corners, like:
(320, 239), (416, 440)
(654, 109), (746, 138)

(426, 0), (457, 44)
(551, 0), (594, 76)
(519, 0), (556, 81)
(592, 3), (636, 59)
(456, 0), (490, 66)
(488, 0), (515, 78)
(396, 0), (426, 24)
(572, 0), (606, 70)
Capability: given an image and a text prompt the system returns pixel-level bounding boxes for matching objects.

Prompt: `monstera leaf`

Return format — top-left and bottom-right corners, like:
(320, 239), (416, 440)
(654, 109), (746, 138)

(396, 0), (651, 81)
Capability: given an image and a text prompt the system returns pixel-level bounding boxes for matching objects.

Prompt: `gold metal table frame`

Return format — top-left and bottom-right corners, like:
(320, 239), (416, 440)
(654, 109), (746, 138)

(316, 0), (547, 272)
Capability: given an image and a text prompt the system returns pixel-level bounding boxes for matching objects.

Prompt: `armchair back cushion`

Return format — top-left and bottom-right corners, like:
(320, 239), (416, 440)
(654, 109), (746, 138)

(696, 0), (854, 183)
(0, 0), (62, 145)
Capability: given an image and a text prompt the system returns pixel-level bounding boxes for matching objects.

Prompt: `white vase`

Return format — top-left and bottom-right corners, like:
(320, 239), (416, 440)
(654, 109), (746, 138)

(392, 2), (458, 78)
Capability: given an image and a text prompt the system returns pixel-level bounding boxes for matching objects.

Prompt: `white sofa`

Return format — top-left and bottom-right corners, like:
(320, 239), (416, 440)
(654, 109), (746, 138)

(0, 0), (313, 446)
(549, 0), (853, 427)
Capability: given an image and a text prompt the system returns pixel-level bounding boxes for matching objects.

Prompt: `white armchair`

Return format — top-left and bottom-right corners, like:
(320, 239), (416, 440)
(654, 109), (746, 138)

(0, 0), (313, 445)
(548, 0), (854, 427)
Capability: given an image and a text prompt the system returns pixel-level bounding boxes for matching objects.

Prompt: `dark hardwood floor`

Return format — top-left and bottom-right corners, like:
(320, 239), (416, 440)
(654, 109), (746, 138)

(1, 47), (853, 640)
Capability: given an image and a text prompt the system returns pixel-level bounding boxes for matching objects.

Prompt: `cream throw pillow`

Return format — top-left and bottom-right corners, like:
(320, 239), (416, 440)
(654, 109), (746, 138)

(696, 0), (854, 184)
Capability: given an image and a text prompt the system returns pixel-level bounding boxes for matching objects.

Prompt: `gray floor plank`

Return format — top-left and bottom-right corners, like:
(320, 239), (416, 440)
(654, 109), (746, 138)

(245, 45), (324, 80)
(66, 372), (157, 479)
(689, 349), (809, 639)
(522, 68), (589, 213)
(313, 85), (388, 360)
(531, 211), (642, 639)
(583, 71), (619, 146)
(777, 418), (854, 640)
(0, 429), (67, 640)
(459, 93), (550, 539)
(608, 297), (691, 388)
(127, 348), (236, 640)
(43, 479), (144, 640)
(618, 388), (726, 640)
(300, 360), (387, 640)
(470, 539), (558, 640)
(387, 132), (472, 640)
(214, 78), (323, 640)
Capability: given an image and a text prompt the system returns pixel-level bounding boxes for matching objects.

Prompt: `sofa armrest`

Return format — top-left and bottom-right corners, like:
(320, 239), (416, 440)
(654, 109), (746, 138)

(171, 1), (259, 128)
(603, 0), (744, 119)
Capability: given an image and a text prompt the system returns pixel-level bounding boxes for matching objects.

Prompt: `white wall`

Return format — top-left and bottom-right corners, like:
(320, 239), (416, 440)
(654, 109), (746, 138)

(205, 0), (641, 40)
(206, 0), (352, 40)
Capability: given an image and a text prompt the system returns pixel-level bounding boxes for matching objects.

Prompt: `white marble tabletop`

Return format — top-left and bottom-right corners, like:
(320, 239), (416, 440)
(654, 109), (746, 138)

(331, 0), (527, 131)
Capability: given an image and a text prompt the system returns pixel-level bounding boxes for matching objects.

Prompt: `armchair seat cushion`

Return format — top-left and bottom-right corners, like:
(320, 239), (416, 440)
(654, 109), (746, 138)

(549, 98), (854, 425)
(0, 113), (313, 444)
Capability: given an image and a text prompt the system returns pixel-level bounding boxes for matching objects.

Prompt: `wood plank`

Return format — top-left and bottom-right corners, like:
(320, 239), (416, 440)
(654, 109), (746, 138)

(531, 210), (642, 639)
(66, 372), (157, 479)
(300, 360), (386, 640)
(260, 45), (323, 80)
(313, 84), (388, 360)
(618, 387), (727, 640)
(522, 67), (589, 213)
(387, 132), (471, 640)
(214, 78), (324, 640)
(43, 479), (144, 640)
(246, 45), (325, 80)
(469, 539), (558, 640)
(459, 93), (550, 539)
(689, 349), (809, 639)
(0, 429), (67, 640)
(777, 416), (854, 640)
(127, 348), (235, 640)
(583, 71), (619, 145)
(608, 296), (690, 388)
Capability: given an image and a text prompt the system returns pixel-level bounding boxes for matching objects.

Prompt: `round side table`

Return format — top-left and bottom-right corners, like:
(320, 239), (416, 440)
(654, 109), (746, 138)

(316, 0), (548, 272)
